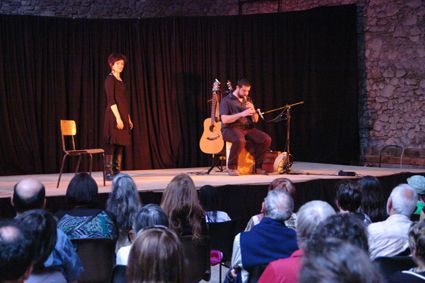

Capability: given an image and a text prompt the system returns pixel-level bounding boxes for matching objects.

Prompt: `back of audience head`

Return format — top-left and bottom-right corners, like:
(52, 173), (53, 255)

(300, 238), (382, 283)
(127, 227), (185, 283)
(0, 220), (33, 283)
(106, 173), (141, 231)
(264, 189), (294, 221)
(160, 173), (204, 238)
(133, 204), (169, 234)
(335, 182), (361, 213)
(268, 178), (296, 197)
(12, 178), (45, 214)
(408, 219), (425, 266)
(307, 213), (369, 254)
(66, 172), (98, 207)
(357, 176), (386, 222)
(407, 175), (425, 201)
(296, 200), (336, 249)
(387, 184), (417, 217)
(199, 185), (220, 212)
(16, 209), (57, 273)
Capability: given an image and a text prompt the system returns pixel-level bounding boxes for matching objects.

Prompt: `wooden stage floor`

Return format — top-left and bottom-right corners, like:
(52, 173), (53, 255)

(1, 162), (424, 199)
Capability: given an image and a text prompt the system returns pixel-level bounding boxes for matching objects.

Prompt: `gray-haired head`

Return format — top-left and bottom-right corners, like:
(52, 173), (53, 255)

(296, 200), (336, 249)
(387, 184), (418, 217)
(264, 189), (294, 221)
(106, 173), (141, 230)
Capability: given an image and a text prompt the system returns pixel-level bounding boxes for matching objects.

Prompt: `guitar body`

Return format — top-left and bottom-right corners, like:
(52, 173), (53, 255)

(199, 118), (224, 154)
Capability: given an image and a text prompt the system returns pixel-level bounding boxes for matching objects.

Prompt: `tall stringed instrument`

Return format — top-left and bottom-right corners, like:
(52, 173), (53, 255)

(199, 79), (224, 154)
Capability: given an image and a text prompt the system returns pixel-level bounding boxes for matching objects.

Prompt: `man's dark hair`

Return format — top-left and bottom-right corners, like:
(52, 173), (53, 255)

(0, 219), (33, 282)
(336, 182), (362, 212)
(16, 209), (57, 273)
(66, 172), (99, 206)
(12, 181), (45, 213)
(307, 213), (369, 254)
(300, 238), (382, 283)
(237, 78), (251, 88)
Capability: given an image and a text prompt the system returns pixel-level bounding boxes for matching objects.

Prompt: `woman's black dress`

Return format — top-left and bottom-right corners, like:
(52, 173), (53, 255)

(103, 73), (131, 146)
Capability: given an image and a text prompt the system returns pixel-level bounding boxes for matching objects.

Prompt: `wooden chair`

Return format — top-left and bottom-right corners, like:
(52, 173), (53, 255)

(180, 235), (211, 282)
(57, 120), (105, 188)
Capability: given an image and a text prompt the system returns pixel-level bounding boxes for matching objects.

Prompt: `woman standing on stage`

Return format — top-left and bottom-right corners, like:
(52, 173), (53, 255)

(104, 53), (133, 181)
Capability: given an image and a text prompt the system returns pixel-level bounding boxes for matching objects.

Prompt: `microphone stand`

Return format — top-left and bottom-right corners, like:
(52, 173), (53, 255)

(258, 101), (304, 174)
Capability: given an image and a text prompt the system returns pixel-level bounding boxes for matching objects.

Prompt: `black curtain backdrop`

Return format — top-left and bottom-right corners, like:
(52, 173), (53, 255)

(0, 5), (359, 175)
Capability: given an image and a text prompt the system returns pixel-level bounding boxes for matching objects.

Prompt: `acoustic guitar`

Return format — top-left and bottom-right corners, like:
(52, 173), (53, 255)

(199, 80), (224, 154)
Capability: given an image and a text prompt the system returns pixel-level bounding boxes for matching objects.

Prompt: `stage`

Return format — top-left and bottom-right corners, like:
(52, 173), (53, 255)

(1, 162), (424, 222)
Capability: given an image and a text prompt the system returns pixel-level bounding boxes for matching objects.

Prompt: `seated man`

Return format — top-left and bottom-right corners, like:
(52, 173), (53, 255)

(0, 220), (33, 283)
(368, 184), (418, 259)
(219, 78), (271, 176)
(11, 178), (83, 282)
(229, 189), (298, 282)
(259, 200), (336, 283)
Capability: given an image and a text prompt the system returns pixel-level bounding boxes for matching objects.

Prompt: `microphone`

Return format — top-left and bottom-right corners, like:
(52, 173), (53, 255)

(257, 108), (264, 120)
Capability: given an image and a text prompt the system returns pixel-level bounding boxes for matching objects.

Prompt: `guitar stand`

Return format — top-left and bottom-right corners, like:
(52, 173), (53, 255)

(207, 154), (225, 174)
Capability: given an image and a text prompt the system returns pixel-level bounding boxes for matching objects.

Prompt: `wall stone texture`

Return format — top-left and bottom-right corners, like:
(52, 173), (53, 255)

(1, 0), (424, 160)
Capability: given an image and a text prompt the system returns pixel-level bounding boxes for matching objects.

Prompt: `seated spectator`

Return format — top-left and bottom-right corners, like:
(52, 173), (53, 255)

(230, 189), (298, 283)
(56, 172), (117, 240)
(357, 176), (386, 223)
(16, 209), (66, 283)
(407, 175), (425, 217)
(389, 219), (425, 282)
(0, 219), (33, 283)
(127, 226), (185, 283)
(160, 174), (206, 239)
(199, 185), (231, 223)
(368, 184), (418, 259)
(300, 238), (382, 283)
(11, 178), (83, 282)
(245, 178), (297, 231)
(335, 181), (371, 225)
(308, 213), (369, 254)
(116, 204), (169, 266)
(258, 200), (336, 283)
(106, 173), (142, 252)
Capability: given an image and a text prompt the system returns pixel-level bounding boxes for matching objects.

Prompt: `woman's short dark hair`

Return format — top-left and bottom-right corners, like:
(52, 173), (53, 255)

(336, 182), (362, 212)
(357, 176), (386, 222)
(108, 53), (127, 68)
(409, 220), (425, 263)
(16, 209), (57, 273)
(133, 204), (169, 233)
(65, 172), (98, 206)
(106, 173), (141, 231)
(300, 238), (382, 283)
(127, 227), (185, 283)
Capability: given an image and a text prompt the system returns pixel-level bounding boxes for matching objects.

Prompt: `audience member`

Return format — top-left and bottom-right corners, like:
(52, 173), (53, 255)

(160, 173), (206, 239)
(106, 173), (142, 252)
(229, 189), (298, 283)
(16, 209), (66, 283)
(245, 178), (297, 231)
(11, 178), (83, 282)
(336, 181), (371, 225)
(300, 238), (383, 283)
(199, 185), (231, 223)
(389, 219), (425, 282)
(407, 175), (425, 217)
(127, 226), (185, 283)
(0, 220), (33, 283)
(368, 184), (418, 259)
(56, 172), (117, 240)
(116, 204), (169, 266)
(357, 176), (387, 223)
(259, 200), (336, 283)
(307, 213), (369, 254)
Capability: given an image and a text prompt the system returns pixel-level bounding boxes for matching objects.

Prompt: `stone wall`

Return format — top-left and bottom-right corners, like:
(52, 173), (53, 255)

(1, 0), (424, 159)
